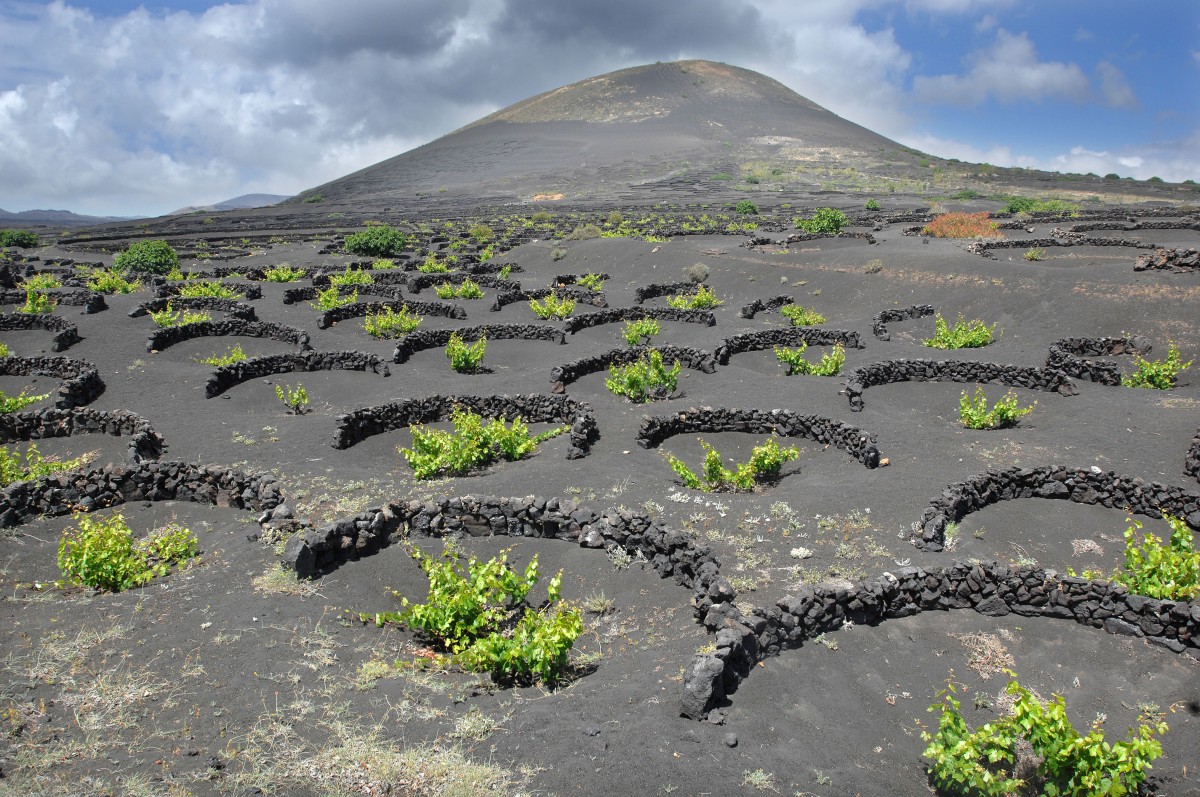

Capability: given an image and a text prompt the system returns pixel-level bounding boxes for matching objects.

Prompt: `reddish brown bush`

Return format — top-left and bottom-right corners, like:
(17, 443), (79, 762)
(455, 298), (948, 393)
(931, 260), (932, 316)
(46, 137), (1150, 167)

(922, 212), (1003, 239)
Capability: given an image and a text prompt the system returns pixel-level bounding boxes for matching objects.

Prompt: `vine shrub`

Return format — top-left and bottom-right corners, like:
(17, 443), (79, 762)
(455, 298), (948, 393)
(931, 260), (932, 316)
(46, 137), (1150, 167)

(367, 542), (582, 684)
(330, 268), (373, 287)
(21, 274), (61, 291)
(779, 304), (825, 326)
(114, 240), (179, 275)
(1100, 517), (1199, 600)
(734, 200), (759, 215)
(605, 350), (681, 403)
(176, 280), (242, 299)
(865, 199), (881, 210)
(529, 293), (576, 319)
(445, 332), (487, 372)
(417, 255), (451, 273)
(274, 383), (309, 415)
(57, 512), (199, 592)
(86, 268), (140, 294)
(1024, 247), (1045, 262)
(18, 289), (56, 315)
(363, 305), (421, 338)
(774, 342), (844, 376)
(922, 678), (1167, 797)
(922, 212), (1003, 239)
(148, 303), (211, 327)
(399, 406), (566, 479)
(622, 317), (661, 346)
(1121, 342), (1191, 389)
(0, 388), (49, 414)
(923, 313), (997, 349)
(195, 343), (247, 367)
(958, 386), (1035, 429)
(576, 273), (605, 291)
(344, 225), (406, 257)
(263, 264), (305, 282)
(435, 279), (483, 300)
(666, 284), (722, 310)
(309, 286), (357, 311)
(0, 443), (90, 486)
(0, 229), (39, 248)
(667, 438), (799, 492)
(794, 208), (847, 234)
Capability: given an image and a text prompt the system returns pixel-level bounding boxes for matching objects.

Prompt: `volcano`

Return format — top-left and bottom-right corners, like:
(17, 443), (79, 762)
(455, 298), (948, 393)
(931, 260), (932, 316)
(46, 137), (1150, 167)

(296, 60), (912, 207)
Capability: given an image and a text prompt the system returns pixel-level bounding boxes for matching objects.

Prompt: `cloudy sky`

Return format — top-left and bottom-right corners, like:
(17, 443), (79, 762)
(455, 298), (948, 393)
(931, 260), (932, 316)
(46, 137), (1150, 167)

(1, 0), (1197, 217)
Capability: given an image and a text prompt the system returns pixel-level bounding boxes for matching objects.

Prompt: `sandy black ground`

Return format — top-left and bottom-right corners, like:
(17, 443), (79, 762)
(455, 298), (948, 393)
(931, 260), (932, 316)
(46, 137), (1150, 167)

(1, 200), (1198, 797)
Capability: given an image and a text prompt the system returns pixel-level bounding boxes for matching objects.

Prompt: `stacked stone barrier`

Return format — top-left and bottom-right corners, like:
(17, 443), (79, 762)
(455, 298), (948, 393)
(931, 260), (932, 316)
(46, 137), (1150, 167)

(636, 406), (882, 469)
(493, 286), (606, 311)
(915, 465), (1200, 551)
(634, 281), (696, 304)
(0, 289), (106, 314)
(464, 261), (523, 276)
(1133, 247), (1200, 273)
(967, 236), (1157, 258)
(317, 298), (466, 330)
(281, 284), (405, 305)
(131, 296), (257, 321)
(0, 407), (163, 463)
(843, 359), (1077, 412)
(551, 345), (716, 390)
(1044, 336), (1150, 385)
(205, 350), (391, 398)
(310, 270), (410, 289)
(553, 272), (610, 286)
(680, 558), (1200, 720)
(0, 313), (81, 352)
(147, 318), (312, 353)
(406, 272), (513, 295)
(392, 324), (565, 364)
(155, 280), (262, 300)
(739, 294), (794, 319)
(0, 356), (104, 409)
(0, 461), (282, 527)
(563, 306), (716, 334)
(872, 304), (935, 341)
(1187, 431), (1200, 484)
(714, 328), (863, 366)
(333, 394), (599, 459)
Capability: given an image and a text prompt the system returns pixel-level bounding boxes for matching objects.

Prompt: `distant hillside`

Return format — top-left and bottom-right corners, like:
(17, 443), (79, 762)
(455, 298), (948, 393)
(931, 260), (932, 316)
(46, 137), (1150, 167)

(0, 207), (136, 228)
(169, 193), (289, 215)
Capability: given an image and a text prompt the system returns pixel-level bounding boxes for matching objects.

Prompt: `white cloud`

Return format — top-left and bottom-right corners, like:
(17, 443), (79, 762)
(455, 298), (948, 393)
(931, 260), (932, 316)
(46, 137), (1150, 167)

(1096, 61), (1137, 108)
(913, 29), (1091, 106)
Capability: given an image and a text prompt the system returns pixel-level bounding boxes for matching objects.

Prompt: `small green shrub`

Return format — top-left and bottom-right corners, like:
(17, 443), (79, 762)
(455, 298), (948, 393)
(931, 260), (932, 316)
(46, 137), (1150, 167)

(446, 333), (487, 372)
(18, 289), (56, 315)
(176, 280), (241, 299)
(309, 286), (357, 311)
(0, 229), (39, 248)
(865, 198), (881, 211)
(371, 258), (395, 270)
(466, 223), (493, 243)
(1003, 196), (1079, 214)
(263, 264), (306, 282)
(795, 208), (847, 234)
(779, 304), (826, 326)
(148, 303), (211, 328)
(1023, 247), (1045, 261)
(498, 264), (512, 280)
(1103, 517), (1199, 600)
(734, 200), (759, 215)
(366, 541), (582, 684)
(344, 225), (406, 256)
(667, 284), (722, 310)
(683, 262), (710, 283)
(0, 342), (9, 357)
(529, 293), (576, 319)
(774, 342), (844, 376)
(958, 386), (1034, 429)
(605, 350), (680, 402)
(417, 254), (451, 273)
(435, 279), (483, 300)
(1122, 342), (1192, 389)
(576, 273), (605, 291)
(400, 407), (566, 480)
(562, 224), (601, 241)
(20, 274), (61, 291)
(667, 437), (799, 492)
(0, 388), (50, 414)
(922, 677), (1167, 797)
(274, 383), (309, 414)
(622, 317), (661, 346)
(363, 305), (421, 338)
(114, 240), (179, 275)
(329, 268), (373, 288)
(86, 268), (140, 294)
(194, 343), (247, 367)
(0, 442), (89, 486)
(57, 512), (199, 592)
(923, 313), (997, 349)
(550, 247), (568, 262)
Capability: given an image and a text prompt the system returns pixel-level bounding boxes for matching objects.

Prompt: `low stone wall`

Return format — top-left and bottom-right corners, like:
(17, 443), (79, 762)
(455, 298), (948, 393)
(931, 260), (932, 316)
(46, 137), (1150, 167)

(634, 281), (695, 304)
(147, 318), (312, 353)
(713, 328), (863, 365)
(464, 261), (523, 276)
(392, 324), (565, 364)
(0, 461), (282, 527)
(681, 559), (1200, 720)
(550, 345), (716, 390)
(843, 358), (1077, 412)
(155, 280), (263, 301)
(554, 272), (611, 286)
(872, 304), (935, 341)
(739, 294), (793, 319)
(967, 236), (1157, 258)
(0, 407), (163, 463)
(636, 406), (882, 468)
(744, 231), (877, 247)
(204, 350), (391, 398)
(333, 394), (599, 459)
(0, 313), (81, 352)
(316, 299), (466, 330)
(0, 355), (104, 409)
(1187, 431), (1200, 484)
(493, 286), (606, 311)
(406, 272), (512, 295)
(310, 270), (410, 289)
(562, 306), (716, 334)
(1044, 336), (1150, 385)
(915, 465), (1200, 551)
(131, 296), (257, 321)
(0, 290), (107, 314)
(1134, 247), (1200, 273)
(283, 284), (407, 304)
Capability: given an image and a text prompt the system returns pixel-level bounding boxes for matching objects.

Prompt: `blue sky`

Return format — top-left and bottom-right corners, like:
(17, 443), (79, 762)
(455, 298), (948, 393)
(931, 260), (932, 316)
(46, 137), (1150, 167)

(1, 0), (1197, 217)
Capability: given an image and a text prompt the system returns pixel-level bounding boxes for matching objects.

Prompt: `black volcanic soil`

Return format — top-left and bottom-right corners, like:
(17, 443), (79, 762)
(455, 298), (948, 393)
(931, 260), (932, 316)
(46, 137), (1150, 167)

(1, 203), (1198, 797)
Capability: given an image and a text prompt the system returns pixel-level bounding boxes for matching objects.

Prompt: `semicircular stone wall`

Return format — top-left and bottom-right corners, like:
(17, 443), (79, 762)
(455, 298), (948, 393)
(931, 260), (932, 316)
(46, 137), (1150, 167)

(550, 345), (716, 390)
(1044, 336), (1150, 385)
(713, 328), (863, 366)
(392, 324), (565, 364)
(147, 318), (312, 353)
(131, 296), (257, 321)
(0, 313), (81, 352)
(204, 350), (391, 398)
(0, 407), (163, 463)
(843, 358), (1077, 411)
(871, 304), (934, 341)
(0, 355), (104, 409)
(562, 306), (716, 334)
